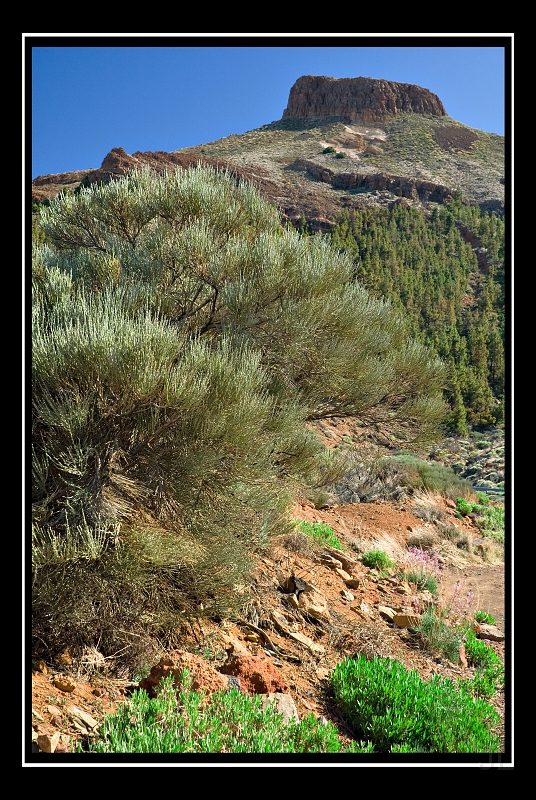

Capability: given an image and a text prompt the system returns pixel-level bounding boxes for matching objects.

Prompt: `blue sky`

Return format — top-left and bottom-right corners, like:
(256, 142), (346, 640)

(27, 35), (511, 179)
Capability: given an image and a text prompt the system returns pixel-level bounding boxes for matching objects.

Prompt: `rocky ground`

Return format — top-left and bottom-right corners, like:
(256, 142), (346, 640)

(28, 422), (508, 762)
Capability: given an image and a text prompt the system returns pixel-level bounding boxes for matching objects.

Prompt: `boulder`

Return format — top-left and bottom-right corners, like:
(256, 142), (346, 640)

(378, 605), (397, 622)
(260, 693), (299, 724)
(219, 654), (289, 694)
(392, 612), (421, 629)
(139, 650), (228, 698)
(476, 623), (505, 642)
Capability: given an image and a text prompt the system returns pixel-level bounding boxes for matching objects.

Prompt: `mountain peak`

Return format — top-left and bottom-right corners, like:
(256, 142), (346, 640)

(282, 75), (447, 124)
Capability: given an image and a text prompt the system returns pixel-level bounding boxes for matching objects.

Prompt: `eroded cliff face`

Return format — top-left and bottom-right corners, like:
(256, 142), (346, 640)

(288, 159), (453, 205)
(282, 76), (447, 124)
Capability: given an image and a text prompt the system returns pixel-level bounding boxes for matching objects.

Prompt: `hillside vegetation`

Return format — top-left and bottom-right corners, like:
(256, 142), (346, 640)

(328, 196), (505, 431)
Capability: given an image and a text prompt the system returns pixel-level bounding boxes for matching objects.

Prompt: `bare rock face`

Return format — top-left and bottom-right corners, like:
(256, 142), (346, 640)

(31, 169), (91, 204)
(32, 147), (282, 207)
(283, 75), (447, 124)
(138, 650), (229, 697)
(219, 654), (289, 694)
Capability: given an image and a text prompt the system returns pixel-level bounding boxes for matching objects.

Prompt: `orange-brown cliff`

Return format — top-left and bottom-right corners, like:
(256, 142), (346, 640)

(282, 75), (447, 123)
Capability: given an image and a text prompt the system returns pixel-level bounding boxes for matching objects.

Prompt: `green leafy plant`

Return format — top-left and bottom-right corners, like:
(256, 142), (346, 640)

(463, 629), (500, 670)
(335, 152), (347, 158)
(322, 146), (336, 154)
(475, 610), (496, 625)
(455, 497), (474, 516)
(294, 520), (344, 551)
(459, 665), (504, 701)
(361, 549), (394, 571)
(331, 655), (500, 752)
(81, 672), (372, 753)
(455, 498), (505, 542)
(458, 629), (504, 699)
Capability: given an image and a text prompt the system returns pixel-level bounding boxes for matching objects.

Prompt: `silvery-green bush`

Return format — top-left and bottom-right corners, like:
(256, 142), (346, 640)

(32, 165), (448, 669)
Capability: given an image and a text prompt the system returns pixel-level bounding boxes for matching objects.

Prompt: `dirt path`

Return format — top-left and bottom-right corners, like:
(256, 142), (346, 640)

(439, 563), (506, 629)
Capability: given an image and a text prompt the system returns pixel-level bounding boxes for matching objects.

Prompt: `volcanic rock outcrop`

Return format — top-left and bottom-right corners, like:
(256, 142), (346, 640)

(282, 75), (447, 124)
(31, 148), (281, 207)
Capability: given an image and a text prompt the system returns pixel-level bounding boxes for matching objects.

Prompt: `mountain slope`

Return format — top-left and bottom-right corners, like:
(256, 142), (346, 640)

(32, 76), (505, 229)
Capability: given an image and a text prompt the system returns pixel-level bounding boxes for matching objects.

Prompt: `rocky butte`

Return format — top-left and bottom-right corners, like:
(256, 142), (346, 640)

(282, 75), (447, 124)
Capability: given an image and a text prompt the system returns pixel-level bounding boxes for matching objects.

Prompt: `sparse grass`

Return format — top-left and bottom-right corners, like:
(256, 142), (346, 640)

(416, 576), (478, 663)
(417, 609), (463, 662)
(407, 531), (438, 551)
(436, 522), (464, 542)
(46, 694), (67, 707)
(307, 489), (333, 510)
(282, 530), (315, 555)
(409, 492), (447, 524)
(456, 532), (474, 553)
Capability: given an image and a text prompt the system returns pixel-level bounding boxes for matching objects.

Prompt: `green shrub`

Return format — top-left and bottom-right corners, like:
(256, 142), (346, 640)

(322, 146), (336, 154)
(417, 608), (464, 663)
(361, 549), (394, 571)
(475, 610), (496, 625)
(458, 630), (504, 699)
(456, 497), (474, 516)
(335, 152), (347, 158)
(464, 629), (500, 670)
(331, 655), (500, 753)
(294, 520), (344, 551)
(82, 672), (372, 753)
(459, 666), (504, 700)
(391, 454), (474, 498)
(32, 164), (448, 665)
(455, 498), (505, 542)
